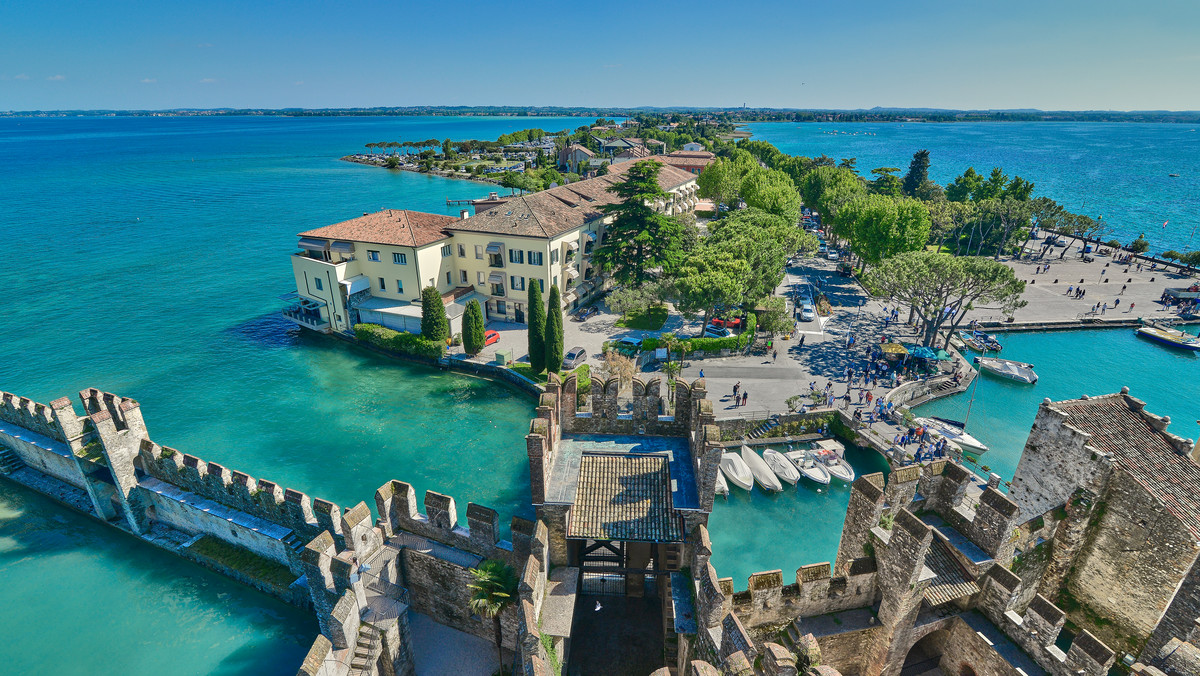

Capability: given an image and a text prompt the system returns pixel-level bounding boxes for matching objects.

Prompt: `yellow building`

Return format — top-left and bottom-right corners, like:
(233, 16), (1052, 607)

(284, 161), (699, 334)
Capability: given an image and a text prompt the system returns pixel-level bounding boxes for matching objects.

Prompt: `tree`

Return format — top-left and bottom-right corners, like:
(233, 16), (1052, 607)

(981, 197), (1034, 259)
(672, 246), (752, 329)
(1162, 250), (1183, 264)
(597, 161), (609, 176)
(866, 252), (1026, 347)
(441, 138), (455, 159)
(797, 166), (865, 224)
(592, 160), (684, 286)
(467, 559), (518, 673)
(697, 153), (755, 210)
(835, 195), (931, 271)
(462, 299), (486, 356)
(945, 167), (982, 203)
(607, 285), (654, 319)
(740, 167), (803, 224)
(420, 286), (449, 343)
(973, 167), (1009, 201)
(527, 281), (546, 374)
(1129, 234), (1150, 253)
(757, 296), (792, 335)
(385, 155), (399, 169)
(902, 150), (930, 197)
(870, 167), (903, 197)
(544, 286), (564, 375)
(706, 208), (814, 300)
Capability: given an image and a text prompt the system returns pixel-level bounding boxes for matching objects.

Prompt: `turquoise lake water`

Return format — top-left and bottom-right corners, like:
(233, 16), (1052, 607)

(2, 117), (1199, 658)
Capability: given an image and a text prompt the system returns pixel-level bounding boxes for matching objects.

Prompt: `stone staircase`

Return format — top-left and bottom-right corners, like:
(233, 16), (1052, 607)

(349, 624), (382, 675)
(0, 446), (25, 475)
(281, 532), (305, 555)
(746, 415), (782, 439)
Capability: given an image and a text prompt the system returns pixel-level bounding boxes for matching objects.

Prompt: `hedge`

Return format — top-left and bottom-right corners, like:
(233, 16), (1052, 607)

(354, 323), (446, 360)
(638, 312), (758, 355)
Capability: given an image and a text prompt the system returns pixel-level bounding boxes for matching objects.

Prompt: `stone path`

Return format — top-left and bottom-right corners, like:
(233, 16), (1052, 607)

(409, 612), (500, 676)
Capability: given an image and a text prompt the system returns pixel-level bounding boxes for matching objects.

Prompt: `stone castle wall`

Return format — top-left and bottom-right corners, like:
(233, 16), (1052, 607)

(1008, 401), (1112, 522)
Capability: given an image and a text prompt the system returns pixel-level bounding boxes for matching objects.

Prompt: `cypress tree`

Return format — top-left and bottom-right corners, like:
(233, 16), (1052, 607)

(420, 286), (449, 343)
(544, 286), (564, 376)
(462, 299), (485, 355)
(527, 281), (546, 374)
(902, 149), (930, 197)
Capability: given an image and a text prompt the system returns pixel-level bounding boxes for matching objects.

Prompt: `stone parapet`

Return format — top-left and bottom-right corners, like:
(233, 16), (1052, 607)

(375, 479), (516, 567)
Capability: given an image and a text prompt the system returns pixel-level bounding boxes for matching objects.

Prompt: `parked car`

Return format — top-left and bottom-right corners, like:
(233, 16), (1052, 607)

(614, 336), (643, 355)
(827, 250), (840, 261)
(799, 304), (817, 322)
(562, 347), (588, 370)
(709, 317), (744, 330)
(818, 243), (828, 254)
(483, 330), (501, 346)
(703, 325), (733, 339)
(572, 306), (599, 321)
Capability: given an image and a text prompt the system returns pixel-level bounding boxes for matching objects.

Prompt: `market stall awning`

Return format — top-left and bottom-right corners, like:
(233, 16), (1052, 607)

(904, 345), (938, 360)
(880, 343), (908, 356)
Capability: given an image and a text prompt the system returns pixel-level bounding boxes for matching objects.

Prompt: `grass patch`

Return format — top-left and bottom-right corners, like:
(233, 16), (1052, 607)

(615, 305), (669, 330)
(509, 362), (590, 385)
(187, 535), (296, 589)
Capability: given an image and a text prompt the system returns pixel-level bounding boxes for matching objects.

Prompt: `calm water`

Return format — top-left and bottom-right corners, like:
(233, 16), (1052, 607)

(745, 122), (1200, 255)
(917, 327), (1200, 484)
(3, 117), (1199, 650)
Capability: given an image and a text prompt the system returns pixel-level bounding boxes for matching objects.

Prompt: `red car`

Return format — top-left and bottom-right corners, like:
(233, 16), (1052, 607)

(709, 317), (744, 330)
(484, 330), (500, 346)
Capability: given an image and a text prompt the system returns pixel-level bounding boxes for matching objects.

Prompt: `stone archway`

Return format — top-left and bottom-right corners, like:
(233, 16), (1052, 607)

(899, 629), (950, 676)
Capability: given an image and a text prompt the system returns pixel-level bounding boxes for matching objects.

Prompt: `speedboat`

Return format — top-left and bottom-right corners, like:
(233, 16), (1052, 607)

(720, 452), (754, 491)
(784, 449), (831, 485)
(959, 330), (1002, 352)
(915, 417), (989, 456)
(762, 448), (801, 485)
(812, 445), (855, 483)
(1137, 326), (1200, 351)
(975, 356), (1038, 384)
(741, 445), (783, 492)
(958, 331), (985, 351)
(715, 471), (730, 497)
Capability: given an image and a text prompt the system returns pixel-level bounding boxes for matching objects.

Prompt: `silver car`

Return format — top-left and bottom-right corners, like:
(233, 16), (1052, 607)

(562, 347), (588, 370)
(800, 304), (817, 322)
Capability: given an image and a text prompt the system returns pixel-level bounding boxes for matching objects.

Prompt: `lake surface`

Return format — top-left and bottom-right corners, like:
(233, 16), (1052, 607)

(745, 121), (1200, 256)
(3, 116), (1198, 655)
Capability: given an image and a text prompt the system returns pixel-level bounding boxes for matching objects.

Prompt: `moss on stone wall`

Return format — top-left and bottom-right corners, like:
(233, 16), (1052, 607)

(186, 535), (296, 589)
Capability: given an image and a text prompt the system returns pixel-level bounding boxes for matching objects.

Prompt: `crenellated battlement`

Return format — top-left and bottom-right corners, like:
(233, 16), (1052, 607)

(550, 372), (705, 437)
(138, 438), (343, 547)
(375, 479), (517, 566)
(0, 390), (80, 445)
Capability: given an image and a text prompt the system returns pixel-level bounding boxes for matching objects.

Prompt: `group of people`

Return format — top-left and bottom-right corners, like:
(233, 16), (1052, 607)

(1066, 285), (1088, 299)
(729, 381), (749, 408)
(892, 425), (952, 462)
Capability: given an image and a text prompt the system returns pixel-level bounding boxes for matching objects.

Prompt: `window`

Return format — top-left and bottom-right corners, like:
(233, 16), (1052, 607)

(510, 276), (525, 291)
(460, 270), (468, 284)
(475, 244), (484, 259)
(509, 248), (524, 264)
(491, 283), (505, 297)
(477, 271), (485, 284)
(458, 244), (466, 258)
(537, 279), (545, 292)
(529, 251), (543, 266)
(553, 276), (558, 287)
(551, 249), (559, 264)
(392, 252), (407, 264)
(314, 278), (323, 291)
(396, 279), (404, 294)
(378, 277), (386, 291)
(446, 271), (452, 285)
(368, 250), (381, 262)
(441, 244), (452, 258)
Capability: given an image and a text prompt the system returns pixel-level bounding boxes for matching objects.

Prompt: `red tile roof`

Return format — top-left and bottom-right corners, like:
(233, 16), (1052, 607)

(299, 209), (456, 248)
(1054, 394), (1200, 539)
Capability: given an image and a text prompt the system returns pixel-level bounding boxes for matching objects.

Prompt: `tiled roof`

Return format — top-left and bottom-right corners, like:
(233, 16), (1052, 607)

(450, 161), (696, 239)
(567, 453), (682, 542)
(923, 538), (980, 606)
(616, 145), (652, 159)
(299, 210), (456, 248)
(1054, 395), (1200, 539)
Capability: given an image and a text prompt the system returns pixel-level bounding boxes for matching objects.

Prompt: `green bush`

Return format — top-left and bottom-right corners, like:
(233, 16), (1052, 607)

(355, 323), (446, 360)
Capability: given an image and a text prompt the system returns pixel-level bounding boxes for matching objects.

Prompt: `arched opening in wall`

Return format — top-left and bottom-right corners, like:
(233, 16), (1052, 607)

(960, 664), (978, 676)
(900, 629), (949, 676)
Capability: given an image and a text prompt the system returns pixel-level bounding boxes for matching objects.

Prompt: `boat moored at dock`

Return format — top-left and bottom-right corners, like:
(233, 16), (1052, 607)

(741, 445), (783, 492)
(915, 417), (990, 456)
(762, 448), (801, 485)
(1136, 325), (1200, 351)
(720, 452), (754, 491)
(975, 356), (1038, 384)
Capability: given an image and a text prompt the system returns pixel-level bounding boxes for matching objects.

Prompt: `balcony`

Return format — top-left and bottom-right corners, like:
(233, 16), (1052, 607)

(283, 305), (330, 332)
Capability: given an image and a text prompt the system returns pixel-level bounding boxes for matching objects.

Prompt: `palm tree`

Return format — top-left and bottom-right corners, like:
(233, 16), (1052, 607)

(468, 559), (518, 673)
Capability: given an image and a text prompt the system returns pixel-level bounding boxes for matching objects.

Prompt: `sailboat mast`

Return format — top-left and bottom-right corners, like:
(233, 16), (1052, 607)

(963, 342), (985, 430)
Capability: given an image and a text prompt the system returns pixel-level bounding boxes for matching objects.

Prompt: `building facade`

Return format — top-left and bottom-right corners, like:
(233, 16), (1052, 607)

(284, 161), (699, 333)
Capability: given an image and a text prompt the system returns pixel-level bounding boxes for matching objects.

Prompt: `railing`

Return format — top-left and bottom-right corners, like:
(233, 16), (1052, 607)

(364, 575), (411, 607)
(282, 307), (329, 329)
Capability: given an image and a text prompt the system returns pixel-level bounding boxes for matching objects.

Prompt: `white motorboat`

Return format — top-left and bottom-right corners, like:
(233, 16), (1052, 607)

(813, 438), (846, 457)
(975, 356), (1038, 384)
(762, 448), (801, 485)
(741, 445), (783, 492)
(715, 471), (729, 497)
(784, 449), (831, 485)
(815, 448), (855, 483)
(915, 417), (989, 456)
(720, 452), (754, 491)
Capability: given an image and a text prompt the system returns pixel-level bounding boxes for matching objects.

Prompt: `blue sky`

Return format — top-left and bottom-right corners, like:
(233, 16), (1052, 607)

(2, 0), (1198, 111)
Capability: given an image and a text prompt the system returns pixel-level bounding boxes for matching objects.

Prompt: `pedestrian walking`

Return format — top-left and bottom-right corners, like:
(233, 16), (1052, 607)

(1067, 285), (1074, 296)
(699, 369), (704, 378)
(742, 392), (748, 407)
(799, 335), (805, 347)
(772, 349), (778, 363)
(1121, 284), (1127, 294)
(733, 382), (740, 398)
(1130, 302), (1135, 312)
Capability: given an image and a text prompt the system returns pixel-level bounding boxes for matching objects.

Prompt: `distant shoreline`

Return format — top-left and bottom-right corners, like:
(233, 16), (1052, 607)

(4, 107), (1199, 124)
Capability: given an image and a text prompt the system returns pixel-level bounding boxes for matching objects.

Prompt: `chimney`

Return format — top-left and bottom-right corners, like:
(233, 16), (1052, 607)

(460, 209), (470, 220)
